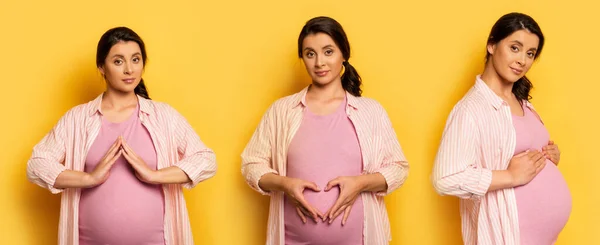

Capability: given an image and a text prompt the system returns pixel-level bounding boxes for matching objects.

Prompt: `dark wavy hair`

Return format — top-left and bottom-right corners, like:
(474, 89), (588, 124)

(486, 12), (544, 101)
(96, 27), (150, 99)
(298, 16), (362, 97)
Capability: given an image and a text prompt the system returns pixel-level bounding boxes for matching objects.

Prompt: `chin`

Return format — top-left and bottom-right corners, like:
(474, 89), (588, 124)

(311, 77), (334, 86)
(500, 73), (522, 83)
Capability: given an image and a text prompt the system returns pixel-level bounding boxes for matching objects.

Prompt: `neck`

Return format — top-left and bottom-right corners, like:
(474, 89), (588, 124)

(307, 79), (346, 101)
(102, 88), (138, 110)
(481, 62), (515, 101)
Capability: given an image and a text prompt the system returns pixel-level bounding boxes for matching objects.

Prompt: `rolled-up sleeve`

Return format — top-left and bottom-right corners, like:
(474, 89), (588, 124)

(372, 105), (409, 196)
(169, 106), (217, 189)
(241, 105), (278, 195)
(26, 113), (69, 194)
(432, 105), (492, 200)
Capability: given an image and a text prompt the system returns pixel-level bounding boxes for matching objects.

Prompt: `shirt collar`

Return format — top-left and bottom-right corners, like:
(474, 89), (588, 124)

(291, 85), (360, 110)
(88, 93), (153, 116)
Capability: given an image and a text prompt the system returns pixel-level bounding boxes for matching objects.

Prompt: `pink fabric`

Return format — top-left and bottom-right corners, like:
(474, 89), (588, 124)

(242, 86), (409, 245)
(284, 98), (364, 245)
(433, 75), (556, 244)
(79, 105), (165, 245)
(512, 104), (571, 245)
(27, 94), (217, 245)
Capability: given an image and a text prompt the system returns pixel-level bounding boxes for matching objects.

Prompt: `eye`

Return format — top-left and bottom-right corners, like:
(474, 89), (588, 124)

(325, 49), (333, 55)
(511, 46), (519, 52)
(132, 57), (141, 63)
(305, 51), (315, 58)
(114, 59), (123, 65)
(527, 52), (535, 58)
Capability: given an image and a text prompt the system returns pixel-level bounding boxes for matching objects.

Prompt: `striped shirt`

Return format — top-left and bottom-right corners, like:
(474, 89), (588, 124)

(26, 94), (217, 245)
(432, 75), (543, 245)
(241, 87), (409, 245)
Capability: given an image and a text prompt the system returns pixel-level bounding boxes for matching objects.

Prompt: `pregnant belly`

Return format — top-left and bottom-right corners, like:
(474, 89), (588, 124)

(514, 160), (572, 244)
(284, 188), (364, 245)
(79, 181), (165, 245)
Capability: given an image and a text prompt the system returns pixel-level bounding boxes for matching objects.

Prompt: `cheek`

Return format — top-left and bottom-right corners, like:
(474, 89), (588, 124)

(523, 62), (534, 72)
(331, 60), (343, 72)
(302, 58), (314, 71)
(134, 63), (144, 73)
(105, 66), (120, 78)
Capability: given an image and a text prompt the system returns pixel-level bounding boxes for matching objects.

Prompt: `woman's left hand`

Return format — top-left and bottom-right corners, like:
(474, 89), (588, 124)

(323, 176), (364, 225)
(120, 136), (158, 184)
(542, 140), (561, 165)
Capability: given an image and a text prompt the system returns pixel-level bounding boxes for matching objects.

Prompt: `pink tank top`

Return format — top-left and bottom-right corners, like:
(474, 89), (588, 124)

(79, 105), (165, 245)
(284, 97), (364, 245)
(512, 104), (571, 245)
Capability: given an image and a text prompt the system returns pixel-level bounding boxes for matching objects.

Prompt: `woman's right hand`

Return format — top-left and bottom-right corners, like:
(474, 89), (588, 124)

(85, 137), (123, 187)
(507, 150), (546, 187)
(281, 177), (323, 223)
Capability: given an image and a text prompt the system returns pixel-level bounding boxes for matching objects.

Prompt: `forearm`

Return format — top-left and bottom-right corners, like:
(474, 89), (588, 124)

(358, 173), (387, 193)
(488, 170), (516, 192)
(54, 170), (93, 189)
(258, 173), (287, 193)
(152, 166), (192, 184)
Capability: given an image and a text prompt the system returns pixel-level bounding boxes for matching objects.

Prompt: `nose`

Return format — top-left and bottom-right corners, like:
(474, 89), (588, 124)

(516, 53), (526, 67)
(124, 62), (133, 75)
(315, 55), (325, 68)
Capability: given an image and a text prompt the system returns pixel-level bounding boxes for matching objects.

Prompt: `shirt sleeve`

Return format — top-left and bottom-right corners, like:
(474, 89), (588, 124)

(241, 104), (278, 195)
(432, 104), (492, 200)
(26, 112), (70, 194)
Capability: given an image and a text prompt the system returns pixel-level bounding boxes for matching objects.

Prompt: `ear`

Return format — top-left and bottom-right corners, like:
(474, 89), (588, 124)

(487, 42), (496, 56)
(98, 66), (105, 76)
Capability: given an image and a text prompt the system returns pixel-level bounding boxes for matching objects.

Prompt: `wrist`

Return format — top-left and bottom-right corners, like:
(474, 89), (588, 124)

(141, 169), (160, 184)
(82, 173), (97, 188)
(355, 175), (369, 192)
(275, 175), (289, 192)
(505, 169), (518, 187)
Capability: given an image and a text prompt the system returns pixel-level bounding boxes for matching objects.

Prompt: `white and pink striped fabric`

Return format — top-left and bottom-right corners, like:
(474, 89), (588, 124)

(241, 86), (409, 245)
(432, 75), (543, 245)
(27, 94), (217, 245)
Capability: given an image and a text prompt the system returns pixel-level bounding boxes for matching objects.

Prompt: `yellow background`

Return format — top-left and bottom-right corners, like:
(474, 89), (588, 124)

(0, 0), (597, 244)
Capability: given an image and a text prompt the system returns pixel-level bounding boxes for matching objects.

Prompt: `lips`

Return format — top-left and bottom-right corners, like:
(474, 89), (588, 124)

(315, 71), (329, 77)
(122, 78), (136, 84)
(510, 67), (523, 75)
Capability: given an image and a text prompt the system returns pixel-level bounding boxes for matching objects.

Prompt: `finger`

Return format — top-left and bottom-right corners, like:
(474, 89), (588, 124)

(121, 148), (137, 166)
(121, 139), (136, 156)
(102, 138), (123, 160)
(546, 147), (559, 154)
(544, 149), (558, 160)
(302, 181), (321, 192)
(325, 178), (340, 192)
(342, 205), (353, 226)
(296, 207), (307, 224)
(327, 196), (345, 222)
(295, 201), (317, 221)
(535, 158), (547, 173)
(330, 204), (348, 223)
(295, 195), (319, 221)
(535, 155), (547, 167)
(530, 152), (544, 162)
(104, 149), (123, 169)
(514, 150), (530, 158)
(550, 152), (560, 163)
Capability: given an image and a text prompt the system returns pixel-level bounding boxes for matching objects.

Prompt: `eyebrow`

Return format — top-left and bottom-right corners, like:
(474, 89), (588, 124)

(303, 45), (335, 52)
(110, 52), (142, 59)
(510, 40), (538, 51)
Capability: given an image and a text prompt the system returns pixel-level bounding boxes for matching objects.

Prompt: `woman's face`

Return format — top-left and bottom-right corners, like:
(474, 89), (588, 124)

(488, 29), (540, 83)
(301, 33), (345, 87)
(99, 41), (144, 93)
